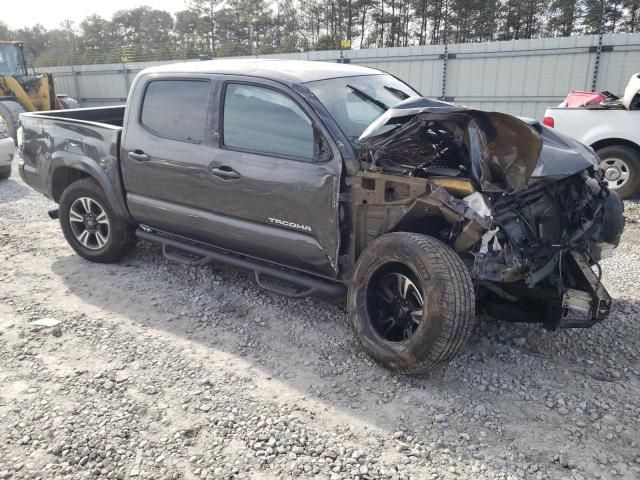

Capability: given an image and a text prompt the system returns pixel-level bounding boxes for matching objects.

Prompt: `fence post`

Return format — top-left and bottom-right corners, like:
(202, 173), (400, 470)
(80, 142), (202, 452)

(441, 44), (449, 101)
(70, 63), (81, 104)
(122, 61), (130, 97)
(591, 2), (605, 91)
(66, 51), (82, 105)
(440, 0), (450, 101)
(591, 33), (605, 92)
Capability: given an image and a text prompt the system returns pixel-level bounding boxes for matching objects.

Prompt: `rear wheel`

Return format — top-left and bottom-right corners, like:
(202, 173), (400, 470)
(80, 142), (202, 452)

(0, 100), (25, 143)
(59, 178), (137, 263)
(348, 232), (475, 375)
(597, 145), (640, 199)
(0, 165), (10, 180)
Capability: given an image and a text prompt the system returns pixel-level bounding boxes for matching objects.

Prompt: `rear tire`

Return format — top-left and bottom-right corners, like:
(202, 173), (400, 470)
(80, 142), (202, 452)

(0, 165), (10, 180)
(59, 178), (137, 263)
(596, 145), (640, 199)
(348, 232), (475, 375)
(0, 100), (25, 143)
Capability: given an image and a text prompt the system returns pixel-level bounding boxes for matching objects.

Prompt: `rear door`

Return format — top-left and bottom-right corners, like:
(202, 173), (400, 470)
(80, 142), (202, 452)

(121, 76), (216, 222)
(121, 74), (342, 277)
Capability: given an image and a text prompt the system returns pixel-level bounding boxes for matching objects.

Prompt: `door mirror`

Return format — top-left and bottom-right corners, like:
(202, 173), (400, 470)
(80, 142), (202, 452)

(314, 127), (332, 162)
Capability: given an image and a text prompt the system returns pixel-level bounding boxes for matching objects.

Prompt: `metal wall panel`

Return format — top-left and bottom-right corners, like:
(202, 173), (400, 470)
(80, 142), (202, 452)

(597, 34), (640, 93)
(48, 33), (640, 119)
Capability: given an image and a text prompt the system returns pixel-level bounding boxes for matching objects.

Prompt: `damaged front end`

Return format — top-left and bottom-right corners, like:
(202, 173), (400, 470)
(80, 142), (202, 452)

(347, 98), (624, 329)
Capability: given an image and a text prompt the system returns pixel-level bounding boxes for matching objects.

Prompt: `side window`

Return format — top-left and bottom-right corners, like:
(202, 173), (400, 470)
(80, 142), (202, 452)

(140, 80), (209, 143)
(223, 83), (314, 161)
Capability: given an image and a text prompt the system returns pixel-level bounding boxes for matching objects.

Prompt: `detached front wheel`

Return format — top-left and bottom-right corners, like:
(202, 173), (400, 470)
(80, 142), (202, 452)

(348, 232), (475, 375)
(59, 178), (137, 263)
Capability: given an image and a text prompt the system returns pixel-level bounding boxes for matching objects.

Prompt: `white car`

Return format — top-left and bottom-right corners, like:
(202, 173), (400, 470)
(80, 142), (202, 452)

(0, 117), (16, 180)
(543, 73), (640, 199)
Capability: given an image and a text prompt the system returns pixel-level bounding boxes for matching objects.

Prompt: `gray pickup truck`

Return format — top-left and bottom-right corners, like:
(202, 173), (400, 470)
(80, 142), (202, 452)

(19, 59), (624, 374)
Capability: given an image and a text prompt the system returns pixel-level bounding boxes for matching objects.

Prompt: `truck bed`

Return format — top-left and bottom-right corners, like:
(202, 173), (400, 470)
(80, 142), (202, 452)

(543, 107), (639, 144)
(28, 105), (126, 127)
(19, 106), (128, 210)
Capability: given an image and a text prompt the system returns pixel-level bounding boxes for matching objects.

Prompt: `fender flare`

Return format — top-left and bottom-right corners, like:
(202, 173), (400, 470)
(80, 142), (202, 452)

(47, 153), (133, 222)
(581, 130), (640, 151)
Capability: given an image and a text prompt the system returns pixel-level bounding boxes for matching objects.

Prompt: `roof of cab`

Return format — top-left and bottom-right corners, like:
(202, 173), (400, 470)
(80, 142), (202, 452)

(141, 58), (383, 84)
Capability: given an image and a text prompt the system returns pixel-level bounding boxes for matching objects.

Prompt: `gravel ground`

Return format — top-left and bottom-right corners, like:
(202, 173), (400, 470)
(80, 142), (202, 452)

(1, 162), (639, 480)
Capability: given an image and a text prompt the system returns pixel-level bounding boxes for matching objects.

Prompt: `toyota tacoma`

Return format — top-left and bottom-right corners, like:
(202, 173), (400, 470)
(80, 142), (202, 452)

(19, 59), (624, 374)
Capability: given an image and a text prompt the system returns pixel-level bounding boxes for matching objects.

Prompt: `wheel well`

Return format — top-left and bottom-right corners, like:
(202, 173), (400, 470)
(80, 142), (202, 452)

(52, 167), (90, 202)
(392, 215), (449, 238)
(591, 138), (640, 154)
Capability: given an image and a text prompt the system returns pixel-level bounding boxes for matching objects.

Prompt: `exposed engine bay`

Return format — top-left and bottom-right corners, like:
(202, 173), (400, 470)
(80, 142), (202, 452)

(347, 98), (625, 329)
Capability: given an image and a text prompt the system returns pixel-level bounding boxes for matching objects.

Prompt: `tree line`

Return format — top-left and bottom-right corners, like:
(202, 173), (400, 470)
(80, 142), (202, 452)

(0, 0), (638, 67)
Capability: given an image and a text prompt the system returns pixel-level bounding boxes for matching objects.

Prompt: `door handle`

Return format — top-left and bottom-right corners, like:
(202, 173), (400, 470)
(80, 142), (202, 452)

(210, 166), (241, 180)
(128, 150), (150, 162)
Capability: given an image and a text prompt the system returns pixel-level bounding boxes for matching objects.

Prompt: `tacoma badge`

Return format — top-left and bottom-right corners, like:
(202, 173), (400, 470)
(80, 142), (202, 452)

(268, 217), (312, 232)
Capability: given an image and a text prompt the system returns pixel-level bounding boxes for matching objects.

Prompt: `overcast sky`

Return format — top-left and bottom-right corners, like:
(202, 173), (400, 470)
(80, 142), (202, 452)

(4, 1), (189, 30)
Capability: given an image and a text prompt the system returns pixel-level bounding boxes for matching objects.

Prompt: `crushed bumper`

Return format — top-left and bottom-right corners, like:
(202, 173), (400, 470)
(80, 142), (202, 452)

(559, 250), (612, 327)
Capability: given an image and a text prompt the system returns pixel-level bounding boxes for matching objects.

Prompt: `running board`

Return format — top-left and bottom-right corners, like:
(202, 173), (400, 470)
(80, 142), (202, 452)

(254, 271), (317, 298)
(135, 228), (345, 298)
(161, 243), (211, 266)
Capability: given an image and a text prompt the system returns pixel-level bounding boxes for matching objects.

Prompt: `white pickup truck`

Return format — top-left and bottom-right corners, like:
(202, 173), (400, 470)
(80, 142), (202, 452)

(543, 73), (640, 199)
(0, 117), (16, 180)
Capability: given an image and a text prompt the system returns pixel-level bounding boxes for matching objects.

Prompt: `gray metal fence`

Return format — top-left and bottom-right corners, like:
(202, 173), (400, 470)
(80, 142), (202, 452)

(49, 32), (640, 120)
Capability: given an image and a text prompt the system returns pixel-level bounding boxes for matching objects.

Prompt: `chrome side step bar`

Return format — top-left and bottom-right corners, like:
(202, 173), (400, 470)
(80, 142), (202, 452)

(135, 228), (346, 298)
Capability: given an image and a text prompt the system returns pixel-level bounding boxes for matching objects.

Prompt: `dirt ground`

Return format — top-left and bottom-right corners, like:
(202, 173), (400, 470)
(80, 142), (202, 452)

(1, 163), (639, 480)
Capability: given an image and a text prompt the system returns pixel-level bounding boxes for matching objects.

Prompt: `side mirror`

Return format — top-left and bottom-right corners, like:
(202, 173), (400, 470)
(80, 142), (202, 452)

(314, 127), (332, 162)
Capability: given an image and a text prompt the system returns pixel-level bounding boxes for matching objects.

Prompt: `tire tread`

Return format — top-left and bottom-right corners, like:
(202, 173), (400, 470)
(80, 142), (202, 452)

(59, 178), (137, 263)
(349, 232), (475, 375)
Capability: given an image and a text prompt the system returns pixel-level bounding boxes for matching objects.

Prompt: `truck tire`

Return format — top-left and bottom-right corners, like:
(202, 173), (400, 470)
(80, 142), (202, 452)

(597, 145), (640, 199)
(59, 178), (137, 263)
(0, 165), (10, 180)
(348, 232), (475, 375)
(0, 100), (25, 143)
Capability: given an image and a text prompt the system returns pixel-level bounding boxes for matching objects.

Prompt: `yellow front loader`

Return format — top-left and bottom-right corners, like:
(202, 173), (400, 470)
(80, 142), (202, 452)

(0, 41), (78, 141)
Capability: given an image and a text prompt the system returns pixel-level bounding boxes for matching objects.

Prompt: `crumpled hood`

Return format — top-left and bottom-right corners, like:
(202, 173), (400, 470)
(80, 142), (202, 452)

(528, 120), (600, 180)
(358, 97), (598, 193)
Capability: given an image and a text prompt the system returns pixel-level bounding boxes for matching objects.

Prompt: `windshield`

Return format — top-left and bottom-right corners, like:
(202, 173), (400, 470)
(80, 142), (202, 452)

(0, 44), (26, 76)
(306, 74), (420, 142)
